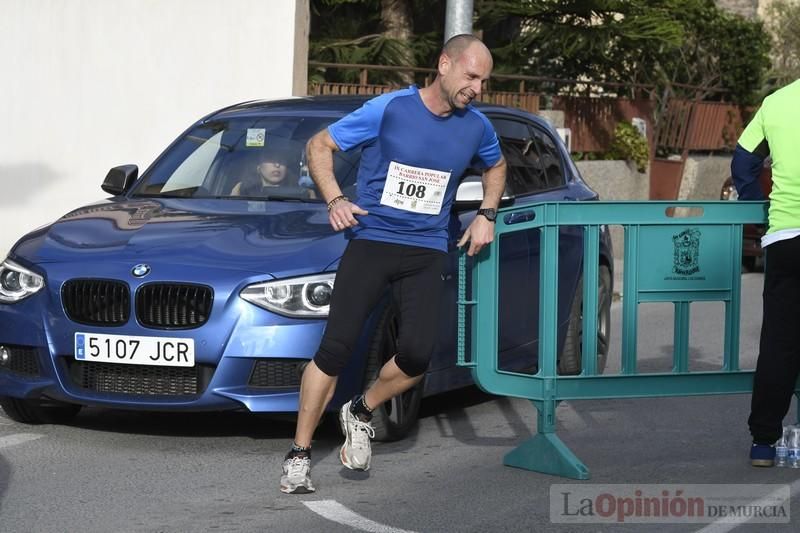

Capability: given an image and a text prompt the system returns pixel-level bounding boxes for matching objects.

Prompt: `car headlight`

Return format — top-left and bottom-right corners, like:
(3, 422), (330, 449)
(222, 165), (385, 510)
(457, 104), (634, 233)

(240, 273), (335, 317)
(0, 259), (45, 303)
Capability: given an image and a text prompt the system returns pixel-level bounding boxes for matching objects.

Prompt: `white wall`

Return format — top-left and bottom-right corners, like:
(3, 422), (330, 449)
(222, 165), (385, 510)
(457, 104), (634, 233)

(0, 0), (308, 256)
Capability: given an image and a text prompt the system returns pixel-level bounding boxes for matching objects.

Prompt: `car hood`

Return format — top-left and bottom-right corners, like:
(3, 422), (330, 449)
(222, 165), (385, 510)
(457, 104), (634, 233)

(11, 198), (344, 277)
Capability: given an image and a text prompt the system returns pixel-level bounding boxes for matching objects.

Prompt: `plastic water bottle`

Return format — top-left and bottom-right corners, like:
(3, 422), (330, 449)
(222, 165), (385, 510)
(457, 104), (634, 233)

(775, 427), (789, 467)
(788, 427), (800, 468)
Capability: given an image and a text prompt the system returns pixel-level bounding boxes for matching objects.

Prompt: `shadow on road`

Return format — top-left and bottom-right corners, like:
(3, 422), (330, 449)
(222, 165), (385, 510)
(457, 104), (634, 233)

(63, 407), (343, 442)
(36, 385), (534, 463)
(415, 386), (534, 447)
(0, 453), (9, 514)
(59, 385), (502, 442)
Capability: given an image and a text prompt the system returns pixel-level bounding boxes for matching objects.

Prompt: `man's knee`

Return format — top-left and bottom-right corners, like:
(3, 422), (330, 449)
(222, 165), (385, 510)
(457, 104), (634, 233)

(313, 336), (353, 377)
(394, 338), (434, 377)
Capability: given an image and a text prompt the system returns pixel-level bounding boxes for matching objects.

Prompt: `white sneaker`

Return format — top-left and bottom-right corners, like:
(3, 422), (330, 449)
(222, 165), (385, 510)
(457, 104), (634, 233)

(280, 455), (315, 494)
(339, 400), (375, 471)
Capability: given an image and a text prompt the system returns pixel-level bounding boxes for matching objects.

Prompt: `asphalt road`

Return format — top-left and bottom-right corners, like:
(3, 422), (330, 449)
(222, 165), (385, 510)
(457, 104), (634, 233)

(1, 272), (798, 533)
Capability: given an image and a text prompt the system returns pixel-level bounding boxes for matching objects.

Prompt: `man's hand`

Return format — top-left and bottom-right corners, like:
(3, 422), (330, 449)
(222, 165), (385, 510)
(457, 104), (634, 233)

(329, 200), (368, 231)
(458, 215), (495, 256)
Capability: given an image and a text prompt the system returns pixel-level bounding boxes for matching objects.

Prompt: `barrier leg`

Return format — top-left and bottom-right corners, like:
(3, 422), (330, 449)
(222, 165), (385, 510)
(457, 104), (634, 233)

(503, 399), (590, 480)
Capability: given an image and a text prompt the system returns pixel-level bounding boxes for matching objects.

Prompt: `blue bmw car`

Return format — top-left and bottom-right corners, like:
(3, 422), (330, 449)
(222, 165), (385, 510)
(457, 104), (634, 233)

(0, 96), (613, 440)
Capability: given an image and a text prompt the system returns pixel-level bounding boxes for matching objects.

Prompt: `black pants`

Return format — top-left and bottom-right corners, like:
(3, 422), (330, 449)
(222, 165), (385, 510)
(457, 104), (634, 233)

(313, 239), (447, 378)
(748, 236), (800, 444)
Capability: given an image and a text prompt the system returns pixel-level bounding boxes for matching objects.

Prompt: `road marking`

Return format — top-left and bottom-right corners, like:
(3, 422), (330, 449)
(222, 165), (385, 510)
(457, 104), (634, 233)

(694, 478), (800, 533)
(0, 433), (44, 449)
(304, 500), (418, 533)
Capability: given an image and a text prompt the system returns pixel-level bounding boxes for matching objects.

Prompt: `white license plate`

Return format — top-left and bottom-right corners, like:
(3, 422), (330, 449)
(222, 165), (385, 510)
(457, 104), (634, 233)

(74, 332), (195, 367)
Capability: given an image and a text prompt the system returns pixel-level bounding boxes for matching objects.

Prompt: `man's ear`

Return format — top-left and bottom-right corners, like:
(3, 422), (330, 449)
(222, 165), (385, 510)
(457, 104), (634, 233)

(437, 53), (450, 77)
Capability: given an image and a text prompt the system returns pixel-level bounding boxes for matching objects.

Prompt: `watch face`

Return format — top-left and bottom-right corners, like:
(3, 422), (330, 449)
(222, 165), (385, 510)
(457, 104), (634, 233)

(479, 208), (497, 221)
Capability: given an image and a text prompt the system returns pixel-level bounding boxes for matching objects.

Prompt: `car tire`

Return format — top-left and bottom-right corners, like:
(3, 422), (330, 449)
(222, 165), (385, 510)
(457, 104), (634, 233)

(0, 396), (82, 425)
(558, 265), (612, 376)
(362, 305), (424, 442)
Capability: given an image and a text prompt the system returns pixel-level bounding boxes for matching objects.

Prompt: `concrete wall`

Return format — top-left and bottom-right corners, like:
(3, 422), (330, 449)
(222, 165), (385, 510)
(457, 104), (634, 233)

(577, 160), (649, 264)
(577, 160), (650, 202)
(577, 155), (732, 263)
(580, 156), (731, 205)
(677, 155), (732, 201)
(0, 0), (309, 257)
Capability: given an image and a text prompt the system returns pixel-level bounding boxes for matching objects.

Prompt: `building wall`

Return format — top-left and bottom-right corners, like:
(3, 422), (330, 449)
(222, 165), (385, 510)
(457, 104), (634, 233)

(0, 0), (308, 256)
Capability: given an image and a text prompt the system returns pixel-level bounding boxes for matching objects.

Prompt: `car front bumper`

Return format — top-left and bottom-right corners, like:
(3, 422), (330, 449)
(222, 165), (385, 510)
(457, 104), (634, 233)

(0, 274), (370, 412)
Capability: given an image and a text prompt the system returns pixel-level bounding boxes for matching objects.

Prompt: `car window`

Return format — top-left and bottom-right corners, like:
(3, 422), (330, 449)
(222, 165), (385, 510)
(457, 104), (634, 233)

(530, 125), (565, 190)
(491, 117), (530, 140)
(160, 131), (225, 194)
(491, 117), (549, 195)
(130, 116), (360, 202)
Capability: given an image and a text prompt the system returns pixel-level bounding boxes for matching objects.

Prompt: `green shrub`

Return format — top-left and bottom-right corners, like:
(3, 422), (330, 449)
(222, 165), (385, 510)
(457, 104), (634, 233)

(608, 122), (649, 173)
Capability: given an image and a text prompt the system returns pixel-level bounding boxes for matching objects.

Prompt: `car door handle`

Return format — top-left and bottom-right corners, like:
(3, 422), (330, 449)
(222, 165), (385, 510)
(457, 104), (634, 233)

(505, 211), (536, 225)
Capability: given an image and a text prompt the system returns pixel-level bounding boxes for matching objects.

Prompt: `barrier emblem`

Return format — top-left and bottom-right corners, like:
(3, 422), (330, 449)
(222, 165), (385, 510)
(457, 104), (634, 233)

(672, 228), (701, 276)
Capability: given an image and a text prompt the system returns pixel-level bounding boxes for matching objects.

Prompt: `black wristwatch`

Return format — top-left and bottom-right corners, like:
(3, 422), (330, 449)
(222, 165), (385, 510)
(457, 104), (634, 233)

(477, 208), (497, 222)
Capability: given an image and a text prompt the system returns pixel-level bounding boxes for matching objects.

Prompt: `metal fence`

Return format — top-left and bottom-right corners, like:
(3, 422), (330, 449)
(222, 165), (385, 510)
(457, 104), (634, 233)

(656, 100), (752, 153)
(307, 62), (750, 155)
(457, 200), (778, 479)
(308, 82), (540, 113)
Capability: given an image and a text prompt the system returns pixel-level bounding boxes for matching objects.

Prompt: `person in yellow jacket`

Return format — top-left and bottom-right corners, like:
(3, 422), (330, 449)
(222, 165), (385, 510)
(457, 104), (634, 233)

(732, 79), (800, 467)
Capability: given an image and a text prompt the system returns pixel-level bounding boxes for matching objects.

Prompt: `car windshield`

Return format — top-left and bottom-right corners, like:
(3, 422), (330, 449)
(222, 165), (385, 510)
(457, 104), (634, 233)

(130, 116), (360, 202)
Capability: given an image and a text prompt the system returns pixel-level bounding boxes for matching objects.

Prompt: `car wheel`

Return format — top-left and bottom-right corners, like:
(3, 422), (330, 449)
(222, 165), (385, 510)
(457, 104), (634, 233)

(0, 396), (82, 424)
(362, 305), (424, 442)
(558, 265), (612, 375)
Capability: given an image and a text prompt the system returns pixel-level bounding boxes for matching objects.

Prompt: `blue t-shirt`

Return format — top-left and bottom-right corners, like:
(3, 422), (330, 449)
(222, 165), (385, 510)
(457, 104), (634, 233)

(328, 85), (501, 252)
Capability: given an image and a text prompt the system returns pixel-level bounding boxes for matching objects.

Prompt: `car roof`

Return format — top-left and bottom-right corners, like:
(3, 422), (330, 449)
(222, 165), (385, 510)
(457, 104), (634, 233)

(207, 94), (550, 128)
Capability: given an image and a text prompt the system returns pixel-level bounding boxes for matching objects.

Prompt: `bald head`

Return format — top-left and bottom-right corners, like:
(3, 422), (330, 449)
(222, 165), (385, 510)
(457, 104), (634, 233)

(441, 34), (492, 65)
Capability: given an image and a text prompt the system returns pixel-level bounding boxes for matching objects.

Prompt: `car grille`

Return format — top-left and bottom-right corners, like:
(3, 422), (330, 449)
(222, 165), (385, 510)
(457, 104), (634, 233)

(248, 359), (304, 389)
(62, 279), (130, 326)
(66, 359), (215, 396)
(0, 345), (40, 377)
(136, 283), (213, 329)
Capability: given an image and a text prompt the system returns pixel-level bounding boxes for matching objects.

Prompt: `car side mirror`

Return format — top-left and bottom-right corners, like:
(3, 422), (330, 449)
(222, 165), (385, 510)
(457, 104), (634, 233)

(453, 177), (514, 211)
(101, 165), (138, 195)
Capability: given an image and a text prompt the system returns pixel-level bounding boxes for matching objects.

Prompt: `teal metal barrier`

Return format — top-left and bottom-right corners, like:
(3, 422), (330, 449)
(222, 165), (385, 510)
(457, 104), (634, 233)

(456, 200), (781, 479)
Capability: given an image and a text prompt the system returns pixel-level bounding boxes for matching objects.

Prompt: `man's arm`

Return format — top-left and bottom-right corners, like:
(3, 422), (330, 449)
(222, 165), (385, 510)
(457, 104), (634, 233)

(306, 129), (343, 203)
(731, 106), (768, 201)
(457, 155), (507, 256)
(480, 155), (507, 210)
(731, 144), (768, 201)
(306, 129), (367, 231)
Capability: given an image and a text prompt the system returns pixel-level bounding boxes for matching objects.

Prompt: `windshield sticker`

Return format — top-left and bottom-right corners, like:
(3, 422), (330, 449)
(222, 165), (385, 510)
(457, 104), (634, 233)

(246, 128), (266, 147)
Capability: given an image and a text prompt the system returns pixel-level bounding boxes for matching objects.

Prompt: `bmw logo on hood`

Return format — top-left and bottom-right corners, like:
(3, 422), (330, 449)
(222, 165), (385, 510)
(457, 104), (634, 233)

(132, 264), (151, 278)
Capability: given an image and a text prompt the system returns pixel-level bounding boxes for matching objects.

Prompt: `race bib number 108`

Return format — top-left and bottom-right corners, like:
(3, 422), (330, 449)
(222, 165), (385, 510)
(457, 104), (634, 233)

(380, 161), (452, 215)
